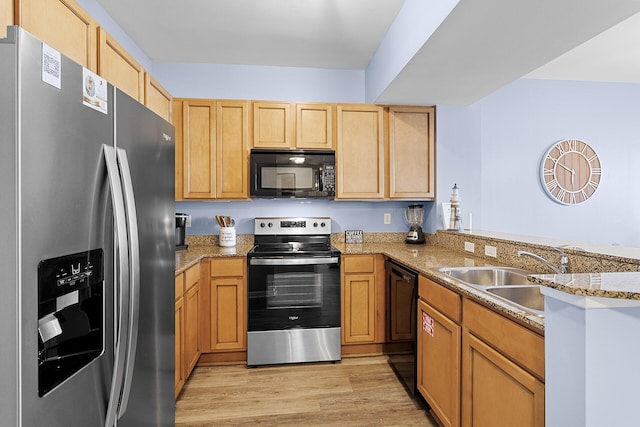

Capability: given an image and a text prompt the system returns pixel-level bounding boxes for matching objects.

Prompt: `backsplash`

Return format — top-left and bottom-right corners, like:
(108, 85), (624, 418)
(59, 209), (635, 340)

(431, 230), (640, 274)
(184, 229), (640, 273)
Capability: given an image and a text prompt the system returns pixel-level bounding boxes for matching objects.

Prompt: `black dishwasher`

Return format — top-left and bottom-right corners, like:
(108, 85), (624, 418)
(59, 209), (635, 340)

(385, 259), (418, 395)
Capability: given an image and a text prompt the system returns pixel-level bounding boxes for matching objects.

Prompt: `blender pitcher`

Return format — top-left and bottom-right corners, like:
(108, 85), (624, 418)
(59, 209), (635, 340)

(405, 204), (425, 244)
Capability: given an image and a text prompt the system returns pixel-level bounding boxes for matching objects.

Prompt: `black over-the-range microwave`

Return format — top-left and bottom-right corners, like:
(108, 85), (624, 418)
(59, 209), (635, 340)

(249, 149), (336, 198)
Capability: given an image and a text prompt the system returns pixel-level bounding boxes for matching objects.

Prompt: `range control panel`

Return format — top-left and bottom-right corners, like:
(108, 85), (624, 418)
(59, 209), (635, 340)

(254, 217), (331, 235)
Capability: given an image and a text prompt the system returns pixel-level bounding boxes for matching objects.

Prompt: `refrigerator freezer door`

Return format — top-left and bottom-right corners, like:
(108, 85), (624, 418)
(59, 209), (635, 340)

(7, 28), (116, 426)
(114, 89), (175, 426)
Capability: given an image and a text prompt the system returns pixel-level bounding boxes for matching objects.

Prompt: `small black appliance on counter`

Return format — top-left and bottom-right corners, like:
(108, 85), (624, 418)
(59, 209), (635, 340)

(176, 213), (188, 250)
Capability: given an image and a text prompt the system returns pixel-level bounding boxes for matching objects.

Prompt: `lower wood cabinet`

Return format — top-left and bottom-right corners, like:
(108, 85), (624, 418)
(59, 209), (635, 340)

(175, 262), (201, 398)
(206, 257), (246, 352)
(341, 254), (385, 350)
(184, 277), (201, 374)
(417, 276), (461, 427)
(461, 299), (545, 427)
(174, 273), (185, 397)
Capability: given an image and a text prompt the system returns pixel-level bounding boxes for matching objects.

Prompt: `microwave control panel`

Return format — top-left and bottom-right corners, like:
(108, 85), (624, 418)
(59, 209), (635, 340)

(322, 165), (335, 192)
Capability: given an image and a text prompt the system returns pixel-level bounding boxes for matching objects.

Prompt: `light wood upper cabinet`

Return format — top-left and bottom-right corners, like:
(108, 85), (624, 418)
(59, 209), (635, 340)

(15, 0), (97, 71)
(388, 106), (435, 200)
(296, 103), (333, 149)
(174, 99), (250, 200)
(144, 73), (172, 123)
(181, 99), (215, 199)
(1, 0), (13, 38)
(336, 104), (385, 199)
(173, 99), (184, 201)
(97, 27), (144, 102)
(216, 100), (249, 198)
(252, 101), (293, 149)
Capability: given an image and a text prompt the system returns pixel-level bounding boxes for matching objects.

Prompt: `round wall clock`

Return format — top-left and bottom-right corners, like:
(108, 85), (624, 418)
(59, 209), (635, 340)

(540, 139), (601, 205)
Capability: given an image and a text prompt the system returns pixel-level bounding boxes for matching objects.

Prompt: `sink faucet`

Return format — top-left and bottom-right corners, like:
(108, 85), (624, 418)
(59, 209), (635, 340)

(517, 248), (569, 274)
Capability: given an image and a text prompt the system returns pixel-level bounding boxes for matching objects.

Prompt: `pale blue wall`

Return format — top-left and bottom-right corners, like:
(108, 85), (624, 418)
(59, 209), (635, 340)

(476, 78), (640, 247)
(153, 63), (365, 103)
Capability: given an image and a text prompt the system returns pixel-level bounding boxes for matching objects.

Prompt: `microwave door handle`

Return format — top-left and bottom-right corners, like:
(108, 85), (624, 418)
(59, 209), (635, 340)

(115, 148), (140, 418)
(103, 145), (131, 427)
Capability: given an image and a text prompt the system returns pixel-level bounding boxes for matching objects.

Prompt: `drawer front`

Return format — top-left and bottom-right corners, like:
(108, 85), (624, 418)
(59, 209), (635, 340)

(175, 273), (184, 300)
(464, 299), (545, 380)
(343, 255), (374, 273)
(419, 276), (461, 323)
(185, 263), (200, 290)
(210, 257), (245, 277)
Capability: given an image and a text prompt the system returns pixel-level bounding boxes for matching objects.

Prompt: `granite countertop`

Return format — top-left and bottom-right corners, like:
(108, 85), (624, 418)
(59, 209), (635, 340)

(177, 241), (546, 331)
(175, 235), (640, 334)
(529, 272), (640, 300)
(175, 244), (254, 274)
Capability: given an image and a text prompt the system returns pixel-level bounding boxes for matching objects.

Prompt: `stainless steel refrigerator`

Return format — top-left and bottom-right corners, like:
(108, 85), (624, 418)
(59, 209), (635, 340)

(0, 26), (175, 426)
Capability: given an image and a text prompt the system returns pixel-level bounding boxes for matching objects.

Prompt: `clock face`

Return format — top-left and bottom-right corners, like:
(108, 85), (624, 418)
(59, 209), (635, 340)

(540, 139), (601, 205)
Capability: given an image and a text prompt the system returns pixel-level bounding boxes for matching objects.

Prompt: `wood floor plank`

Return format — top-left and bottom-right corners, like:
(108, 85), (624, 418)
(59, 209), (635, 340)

(176, 355), (440, 426)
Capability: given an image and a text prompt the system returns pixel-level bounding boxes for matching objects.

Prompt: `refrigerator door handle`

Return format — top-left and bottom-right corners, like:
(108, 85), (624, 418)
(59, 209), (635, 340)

(103, 145), (132, 427)
(115, 148), (140, 417)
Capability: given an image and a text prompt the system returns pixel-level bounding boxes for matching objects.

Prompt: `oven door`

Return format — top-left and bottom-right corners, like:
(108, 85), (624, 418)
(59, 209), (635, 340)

(247, 257), (341, 331)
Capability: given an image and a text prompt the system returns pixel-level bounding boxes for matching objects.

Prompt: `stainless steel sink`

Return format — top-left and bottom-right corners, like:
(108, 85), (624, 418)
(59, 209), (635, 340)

(486, 286), (544, 316)
(438, 267), (532, 287)
(438, 266), (544, 317)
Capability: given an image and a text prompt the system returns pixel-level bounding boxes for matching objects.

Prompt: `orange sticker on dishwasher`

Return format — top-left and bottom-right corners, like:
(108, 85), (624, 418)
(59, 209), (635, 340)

(423, 312), (434, 337)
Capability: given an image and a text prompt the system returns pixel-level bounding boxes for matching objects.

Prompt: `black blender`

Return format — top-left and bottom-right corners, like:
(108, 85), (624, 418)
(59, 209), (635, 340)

(405, 204), (425, 244)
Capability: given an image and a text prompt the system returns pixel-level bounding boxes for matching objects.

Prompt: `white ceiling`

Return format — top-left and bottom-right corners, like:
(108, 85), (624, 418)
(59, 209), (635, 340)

(96, 0), (640, 105)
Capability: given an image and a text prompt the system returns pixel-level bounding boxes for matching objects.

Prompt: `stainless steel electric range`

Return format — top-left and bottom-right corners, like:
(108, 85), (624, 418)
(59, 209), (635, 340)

(246, 217), (341, 366)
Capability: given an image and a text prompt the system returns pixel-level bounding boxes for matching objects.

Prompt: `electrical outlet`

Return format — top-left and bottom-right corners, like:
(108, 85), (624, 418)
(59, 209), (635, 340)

(484, 245), (497, 258)
(464, 242), (475, 253)
(185, 215), (191, 227)
(384, 213), (391, 224)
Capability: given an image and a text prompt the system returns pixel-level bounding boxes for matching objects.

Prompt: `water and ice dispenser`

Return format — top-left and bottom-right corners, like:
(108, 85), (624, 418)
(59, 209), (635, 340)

(37, 249), (104, 396)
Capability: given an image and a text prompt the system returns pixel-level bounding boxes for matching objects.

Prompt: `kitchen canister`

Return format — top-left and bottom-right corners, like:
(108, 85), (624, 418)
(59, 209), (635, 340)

(219, 227), (236, 247)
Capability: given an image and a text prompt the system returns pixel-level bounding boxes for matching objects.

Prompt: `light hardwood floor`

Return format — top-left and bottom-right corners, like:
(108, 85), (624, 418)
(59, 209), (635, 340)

(176, 355), (441, 426)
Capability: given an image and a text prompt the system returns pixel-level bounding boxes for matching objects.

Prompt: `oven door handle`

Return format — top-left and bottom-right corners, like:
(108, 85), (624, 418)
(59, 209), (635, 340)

(249, 257), (340, 266)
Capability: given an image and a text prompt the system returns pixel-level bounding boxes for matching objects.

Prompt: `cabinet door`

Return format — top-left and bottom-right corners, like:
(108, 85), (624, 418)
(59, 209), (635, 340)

(16, 0), (97, 71)
(336, 105), (384, 199)
(462, 332), (545, 427)
(388, 106), (435, 199)
(175, 296), (185, 398)
(296, 103), (333, 149)
(342, 273), (376, 343)
(1, 0), (13, 38)
(182, 100), (215, 198)
(184, 282), (201, 377)
(97, 27), (145, 102)
(216, 100), (249, 198)
(417, 299), (461, 427)
(144, 73), (173, 123)
(173, 100), (184, 201)
(252, 102), (293, 148)
(209, 276), (246, 351)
